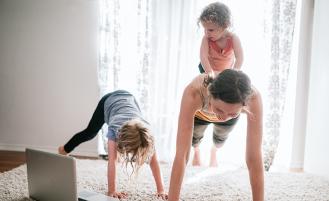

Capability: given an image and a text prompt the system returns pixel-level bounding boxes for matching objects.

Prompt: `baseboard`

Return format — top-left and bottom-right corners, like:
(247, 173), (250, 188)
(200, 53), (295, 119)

(289, 161), (304, 169)
(0, 143), (99, 157)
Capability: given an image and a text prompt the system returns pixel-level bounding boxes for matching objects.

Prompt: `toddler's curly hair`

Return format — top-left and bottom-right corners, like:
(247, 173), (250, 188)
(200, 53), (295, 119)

(198, 2), (232, 28)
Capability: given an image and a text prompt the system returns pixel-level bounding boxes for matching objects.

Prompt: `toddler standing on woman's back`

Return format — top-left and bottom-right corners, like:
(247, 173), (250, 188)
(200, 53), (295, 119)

(198, 2), (243, 74)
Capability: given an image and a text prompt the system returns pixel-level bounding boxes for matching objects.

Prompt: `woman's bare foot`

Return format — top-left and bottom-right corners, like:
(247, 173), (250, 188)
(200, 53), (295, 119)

(192, 147), (202, 166)
(58, 146), (68, 155)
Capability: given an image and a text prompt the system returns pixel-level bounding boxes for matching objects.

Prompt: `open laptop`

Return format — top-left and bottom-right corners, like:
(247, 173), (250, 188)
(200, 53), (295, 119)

(25, 148), (118, 201)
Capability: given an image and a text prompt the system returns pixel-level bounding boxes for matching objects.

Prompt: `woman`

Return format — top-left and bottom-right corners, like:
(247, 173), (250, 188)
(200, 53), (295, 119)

(168, 69), (264, 201)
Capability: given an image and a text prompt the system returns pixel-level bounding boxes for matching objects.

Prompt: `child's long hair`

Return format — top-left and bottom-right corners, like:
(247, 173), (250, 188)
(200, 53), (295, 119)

(116, 119), (154, 176)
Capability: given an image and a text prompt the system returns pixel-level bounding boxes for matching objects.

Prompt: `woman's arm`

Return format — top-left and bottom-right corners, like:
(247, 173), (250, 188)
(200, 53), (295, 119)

(245, 90), (264, 201)
(107, 140), (127, 199)
(168, 84), (201, 201)
(149, 152), (167, 199)
(200, 36), (213, 73)
(232, 34), (244, 70)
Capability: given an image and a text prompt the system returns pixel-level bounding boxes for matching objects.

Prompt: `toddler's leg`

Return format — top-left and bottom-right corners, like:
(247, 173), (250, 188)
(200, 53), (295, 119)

(198, 63), (205, 74)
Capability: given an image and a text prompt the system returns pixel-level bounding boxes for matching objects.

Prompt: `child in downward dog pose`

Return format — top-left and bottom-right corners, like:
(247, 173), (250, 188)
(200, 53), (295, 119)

(58, 90), (167, 200)
(198, 2), (243, 74)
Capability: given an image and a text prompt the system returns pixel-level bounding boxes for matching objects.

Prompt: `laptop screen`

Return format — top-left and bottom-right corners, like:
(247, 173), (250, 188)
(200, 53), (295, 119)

(26, 148), (78, 201)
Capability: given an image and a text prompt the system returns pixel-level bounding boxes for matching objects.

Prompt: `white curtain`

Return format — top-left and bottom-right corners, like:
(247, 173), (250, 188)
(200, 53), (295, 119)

(262, 0), (297, 171)
(98, 0), (202, 159)
(98, 0), (152, 154)
(98, 0), (298, 169)
(147, 0), (206, 161)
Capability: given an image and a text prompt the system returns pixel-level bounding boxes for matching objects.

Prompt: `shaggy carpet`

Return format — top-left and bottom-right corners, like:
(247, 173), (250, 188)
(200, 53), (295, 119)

(1, 159), (329, 201)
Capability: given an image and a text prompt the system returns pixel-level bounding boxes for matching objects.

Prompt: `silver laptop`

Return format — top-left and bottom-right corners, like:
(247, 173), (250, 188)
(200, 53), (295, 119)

(26, 148), (117, 201)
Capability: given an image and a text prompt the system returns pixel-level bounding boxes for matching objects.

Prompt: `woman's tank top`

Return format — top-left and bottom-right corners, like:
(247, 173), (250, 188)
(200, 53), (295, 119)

(194, 78), (220, 122)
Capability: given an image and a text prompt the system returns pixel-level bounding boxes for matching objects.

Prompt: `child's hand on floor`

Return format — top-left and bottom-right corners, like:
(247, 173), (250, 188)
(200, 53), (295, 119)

(156, 191), (168, 200)
(108, 191), (128, 199)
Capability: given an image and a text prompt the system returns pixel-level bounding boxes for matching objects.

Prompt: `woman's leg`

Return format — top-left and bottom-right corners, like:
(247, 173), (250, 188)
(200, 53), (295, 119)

(209, 116), (239, 166)
(192, 117), (210, 166)
(61, 94), (111, 154)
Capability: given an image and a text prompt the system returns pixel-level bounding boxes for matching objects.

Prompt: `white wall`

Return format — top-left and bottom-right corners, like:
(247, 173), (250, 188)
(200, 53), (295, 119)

(289, 0), (313, 170)
(0, 0), (100, 156)
(304, 0), (329, 178)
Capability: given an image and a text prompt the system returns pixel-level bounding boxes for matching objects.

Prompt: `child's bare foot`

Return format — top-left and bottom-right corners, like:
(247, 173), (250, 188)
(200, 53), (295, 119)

(58, 146), (68, 155)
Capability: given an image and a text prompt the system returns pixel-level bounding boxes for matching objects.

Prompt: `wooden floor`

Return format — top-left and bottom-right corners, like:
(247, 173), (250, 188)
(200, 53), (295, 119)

(0, 151), (26, 173)
(0, 150), (100, 173)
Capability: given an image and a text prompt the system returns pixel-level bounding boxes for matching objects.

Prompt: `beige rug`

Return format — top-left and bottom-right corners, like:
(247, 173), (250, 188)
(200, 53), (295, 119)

(1, 159), (329, 201)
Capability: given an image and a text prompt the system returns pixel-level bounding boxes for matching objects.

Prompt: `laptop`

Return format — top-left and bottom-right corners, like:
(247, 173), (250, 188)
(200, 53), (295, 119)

(25, 148), (118, 201)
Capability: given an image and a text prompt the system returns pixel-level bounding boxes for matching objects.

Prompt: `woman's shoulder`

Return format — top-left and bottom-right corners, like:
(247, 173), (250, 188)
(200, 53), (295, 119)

(244, 86), (262, 113)
(250, 86), (261, 100)
(188, 74), (208, 92)
(183, 74), (208, 105)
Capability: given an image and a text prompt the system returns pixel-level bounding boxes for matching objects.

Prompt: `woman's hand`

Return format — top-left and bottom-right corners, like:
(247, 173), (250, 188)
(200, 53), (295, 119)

(156, 191), (168, 200)
(108, 191), (128, 199)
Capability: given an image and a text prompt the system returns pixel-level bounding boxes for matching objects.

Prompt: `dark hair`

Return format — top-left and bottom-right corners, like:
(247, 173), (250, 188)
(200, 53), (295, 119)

(198, 2), (232, 28)
(204, 69), (252, 105)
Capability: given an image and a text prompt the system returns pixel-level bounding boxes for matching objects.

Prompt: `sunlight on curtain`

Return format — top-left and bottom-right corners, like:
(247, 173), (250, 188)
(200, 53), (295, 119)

(207, 0), (297, 170)
(150, 0), (298, 168)
(262, 0), (297, 170)
(98, 0), (152, 154)
(98, 0), (298, 169)
(219, 0), (297, 170)
(148, 0), (202, 161)
(271, 0), (302, 171)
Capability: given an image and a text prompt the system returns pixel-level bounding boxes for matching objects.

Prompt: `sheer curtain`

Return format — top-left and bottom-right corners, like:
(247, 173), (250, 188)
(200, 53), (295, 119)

(98, 0), (152, 154)
(147, 0), (202, 161)
(98, 0), (298, 169)
(217, 0), (297, 170)
(262, 0), (297, 170)
(98, 0), (201, 159)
